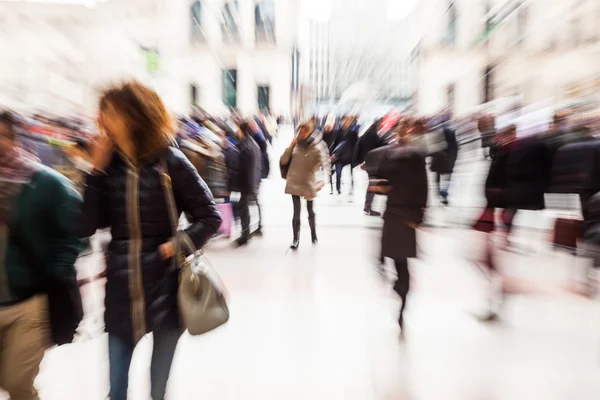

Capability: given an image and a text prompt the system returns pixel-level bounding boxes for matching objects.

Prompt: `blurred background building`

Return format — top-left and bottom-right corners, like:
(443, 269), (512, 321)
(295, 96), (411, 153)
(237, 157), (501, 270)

(297, 0), (419, 115)
(413, 0), (600, 117)
(0, 0), (298, 117)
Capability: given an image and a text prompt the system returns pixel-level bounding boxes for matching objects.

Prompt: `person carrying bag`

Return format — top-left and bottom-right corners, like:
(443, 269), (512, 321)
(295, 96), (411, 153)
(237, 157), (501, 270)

(80, 82), (222, 400)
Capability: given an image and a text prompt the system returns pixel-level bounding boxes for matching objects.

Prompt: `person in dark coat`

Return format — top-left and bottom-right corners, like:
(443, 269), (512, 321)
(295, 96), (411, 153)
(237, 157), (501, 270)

(321, 117), (338, 194)
(0, 111), (84, 399)
(353, 119), (386, 216)
(233, 122), (263, 246)
(331, 116), (359, 195)
(478, 114), (497, 159)
(505, 132), (552, 212)
(80, 82), (222, 400)
(364, 125), (428, 335)
(429, 123), (458, 206)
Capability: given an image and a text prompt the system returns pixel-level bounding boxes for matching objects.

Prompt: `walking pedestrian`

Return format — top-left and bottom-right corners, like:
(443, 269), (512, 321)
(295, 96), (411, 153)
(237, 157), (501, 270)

(80, 82), (222, 400)
(364, 122), (428, 335)
(331, 116), (359, 196)
(0, 110), (84, 400)
(233, 122), (262, 246)
(280, 121), (330, 250)
(353, 119), (386, 216)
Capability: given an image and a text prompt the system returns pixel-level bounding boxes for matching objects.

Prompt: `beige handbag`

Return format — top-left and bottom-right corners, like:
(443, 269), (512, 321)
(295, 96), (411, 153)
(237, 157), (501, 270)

(160, 158), (229, 335)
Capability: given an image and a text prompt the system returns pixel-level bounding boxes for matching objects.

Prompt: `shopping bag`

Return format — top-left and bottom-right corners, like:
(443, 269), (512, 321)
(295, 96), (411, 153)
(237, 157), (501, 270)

(217, 203), (234, 238)
(553, 217), (583, 249)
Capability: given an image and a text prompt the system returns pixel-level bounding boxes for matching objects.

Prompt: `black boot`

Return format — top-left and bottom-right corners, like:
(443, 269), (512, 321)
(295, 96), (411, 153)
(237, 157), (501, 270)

(290, 220), (300, 250)
(309, 217), (318, 244)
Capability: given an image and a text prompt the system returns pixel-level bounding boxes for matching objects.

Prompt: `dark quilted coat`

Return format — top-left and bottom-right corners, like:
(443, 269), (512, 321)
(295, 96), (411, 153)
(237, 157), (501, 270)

(80, 147), (222, 344)
(505, 136), (551, 210)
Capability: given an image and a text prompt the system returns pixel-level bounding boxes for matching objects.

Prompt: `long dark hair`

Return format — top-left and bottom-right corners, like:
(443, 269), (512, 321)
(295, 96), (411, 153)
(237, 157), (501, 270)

(99, 81), (174, 164)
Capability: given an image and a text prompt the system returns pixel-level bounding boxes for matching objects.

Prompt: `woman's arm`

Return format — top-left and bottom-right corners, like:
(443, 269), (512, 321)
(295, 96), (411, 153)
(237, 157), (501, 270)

(280, 142), (295, 166)
(171, 150), (222, 250)
(79, 173), (110, 238)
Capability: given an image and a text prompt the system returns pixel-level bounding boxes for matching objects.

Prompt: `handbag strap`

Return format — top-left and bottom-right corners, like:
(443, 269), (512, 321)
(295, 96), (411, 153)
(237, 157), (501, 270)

(158, 158), (179, 238)
(158, 158), (199, 267)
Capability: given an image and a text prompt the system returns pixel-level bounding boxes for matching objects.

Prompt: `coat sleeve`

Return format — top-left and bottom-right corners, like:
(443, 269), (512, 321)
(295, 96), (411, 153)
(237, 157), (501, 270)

(280, 144), (294, 165)
(45, 173), (85, 279)
(79, 173), (111, 238)
(171, 151), (222, 250)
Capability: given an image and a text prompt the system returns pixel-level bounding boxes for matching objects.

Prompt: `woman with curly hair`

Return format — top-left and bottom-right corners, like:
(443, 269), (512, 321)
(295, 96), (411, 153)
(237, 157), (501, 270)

(81, 82), (222, 400)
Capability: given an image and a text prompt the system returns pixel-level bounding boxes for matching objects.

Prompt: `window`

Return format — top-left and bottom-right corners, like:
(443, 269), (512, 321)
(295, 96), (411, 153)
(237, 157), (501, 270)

(190, 83), (198, 107)
(257, 85), (270, 111)
(255, 1), (276, 44)
(222, 1), (240, 43)
(443, 1), (457, 46)
(191, 1), (204, 42)
(516, 6), (527, 46)
(483, 65), (494, 103)
(222, 69), (237, 108)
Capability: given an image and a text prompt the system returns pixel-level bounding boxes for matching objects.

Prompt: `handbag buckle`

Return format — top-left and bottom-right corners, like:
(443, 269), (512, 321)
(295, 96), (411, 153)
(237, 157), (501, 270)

(161, 173), (172, 188)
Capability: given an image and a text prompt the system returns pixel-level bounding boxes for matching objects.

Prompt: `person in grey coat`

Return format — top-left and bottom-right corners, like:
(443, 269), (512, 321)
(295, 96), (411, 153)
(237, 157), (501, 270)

(365, 122), (428, 335)
(280, 121), (330, 250)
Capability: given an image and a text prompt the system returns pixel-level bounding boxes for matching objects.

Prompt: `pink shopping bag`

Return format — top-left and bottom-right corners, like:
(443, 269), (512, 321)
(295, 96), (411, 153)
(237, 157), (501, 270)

(217, 203), (234, 238)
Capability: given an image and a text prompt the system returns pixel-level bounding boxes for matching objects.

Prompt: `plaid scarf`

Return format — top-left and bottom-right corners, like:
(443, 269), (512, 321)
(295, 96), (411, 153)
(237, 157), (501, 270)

(0, 148), (40, 225)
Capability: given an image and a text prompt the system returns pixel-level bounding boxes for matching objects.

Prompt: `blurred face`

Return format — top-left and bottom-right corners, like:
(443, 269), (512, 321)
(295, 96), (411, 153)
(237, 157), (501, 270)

(98, 101), (130, 149)
(0, 122), (14, 157)
(298, 124), (312, 139)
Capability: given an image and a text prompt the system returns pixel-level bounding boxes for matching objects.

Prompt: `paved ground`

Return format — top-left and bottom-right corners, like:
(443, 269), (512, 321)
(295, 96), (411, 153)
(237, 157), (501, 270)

(3, 127), (600, 399)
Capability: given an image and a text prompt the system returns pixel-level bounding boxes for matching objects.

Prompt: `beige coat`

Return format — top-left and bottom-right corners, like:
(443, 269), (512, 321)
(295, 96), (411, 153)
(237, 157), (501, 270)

(280, 130), (330, 200)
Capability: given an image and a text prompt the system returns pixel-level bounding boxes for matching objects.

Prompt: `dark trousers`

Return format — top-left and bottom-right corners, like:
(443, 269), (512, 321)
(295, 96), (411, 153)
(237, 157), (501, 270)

(108, 330), (181, 400)
(435, 172), (452, 198)
(335, 162), (353, 194)
(239, 192), (262, 237)
(292, 195), (314, 222)
(365, 191), (375, 211)
(393, 258), (410, 326)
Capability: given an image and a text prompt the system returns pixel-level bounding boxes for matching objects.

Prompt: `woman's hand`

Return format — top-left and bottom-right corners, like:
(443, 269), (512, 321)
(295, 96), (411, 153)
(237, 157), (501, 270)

(159, 242), (175, 260)
(316, 181), (325, 191)
(291, 135), (299, 148)
(90, 134), (114, 173)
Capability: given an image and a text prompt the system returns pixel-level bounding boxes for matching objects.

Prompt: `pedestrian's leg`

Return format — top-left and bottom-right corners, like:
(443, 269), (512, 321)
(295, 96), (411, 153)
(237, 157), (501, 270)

(335, 162), (343, 194)
(307, 200), (317, 244)
(255, 194), (263, 233)
(108, 334), (135, 400)
(238, 193), (251, 244)
(0, 296), (50, 400)
(291, 195), (301, 249)
(330, 167), (335, 194)
(150, 330), (182, 400)
(364, 191), (375, 213)
(393, 258), (410, 330)
(349, 165), (354, 196)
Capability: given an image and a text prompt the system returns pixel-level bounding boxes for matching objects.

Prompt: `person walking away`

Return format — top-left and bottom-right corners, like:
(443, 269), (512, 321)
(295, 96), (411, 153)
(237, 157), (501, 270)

(364, 123), (428, 335)
(429, 121), (458, 206)
(353, 119), (385, 216)
(331, 116), (359, 196)
(321, 117), (338, 194)
(0, 110), (84, 400)
(233, 122), (262, 246)
(280, 121), (330, 249)
(80, 82), (222, 400)
(478, 114), (497, 159)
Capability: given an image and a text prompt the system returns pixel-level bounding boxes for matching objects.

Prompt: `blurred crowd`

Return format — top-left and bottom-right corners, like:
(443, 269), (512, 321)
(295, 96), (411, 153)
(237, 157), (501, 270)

(3, 79), (600, 399)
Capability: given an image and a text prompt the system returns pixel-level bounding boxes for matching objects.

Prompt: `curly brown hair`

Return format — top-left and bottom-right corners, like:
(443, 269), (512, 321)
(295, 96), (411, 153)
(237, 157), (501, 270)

(99, 81), (174, 164)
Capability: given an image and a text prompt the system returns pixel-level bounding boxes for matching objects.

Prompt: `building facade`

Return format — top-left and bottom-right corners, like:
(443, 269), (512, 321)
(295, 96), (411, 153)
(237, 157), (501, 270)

(413, 0), (600, 117)
(0, 0), (297, 117)
(297, 0), (417, 109)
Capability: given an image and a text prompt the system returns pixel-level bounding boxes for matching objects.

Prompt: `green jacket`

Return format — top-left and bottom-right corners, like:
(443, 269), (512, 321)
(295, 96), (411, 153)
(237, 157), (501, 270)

(1, 166), (84, 304)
